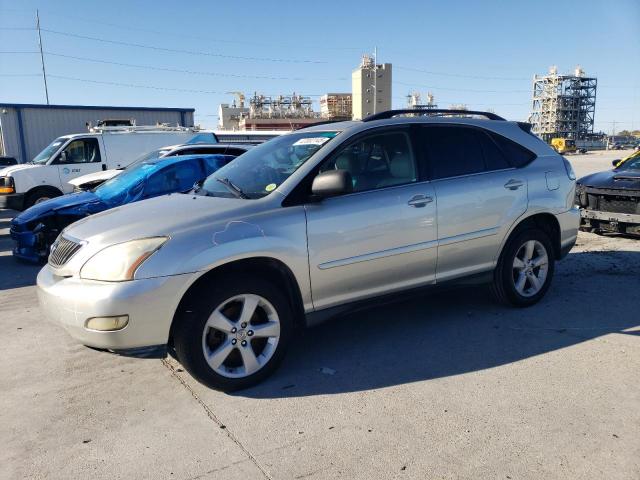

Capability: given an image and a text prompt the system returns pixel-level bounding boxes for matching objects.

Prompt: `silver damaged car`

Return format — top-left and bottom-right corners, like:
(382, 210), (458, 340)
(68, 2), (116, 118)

(37, 109), (580, 391)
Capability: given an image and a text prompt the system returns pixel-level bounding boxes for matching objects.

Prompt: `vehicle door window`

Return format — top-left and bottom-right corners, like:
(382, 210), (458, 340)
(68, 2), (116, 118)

(421, 126), (485, 179)
(488, 133), (536, 167)
(202, 155), (233, 176)
(476, 130), (512, 171)
(58, 138), (101, 164)
(320, 131), (417, 192)
(144, 160), (202, 197)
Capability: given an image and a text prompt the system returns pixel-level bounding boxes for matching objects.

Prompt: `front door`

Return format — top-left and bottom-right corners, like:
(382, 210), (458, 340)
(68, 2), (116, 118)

(54, 137), (103, 192)
(305, 128), (438, 310)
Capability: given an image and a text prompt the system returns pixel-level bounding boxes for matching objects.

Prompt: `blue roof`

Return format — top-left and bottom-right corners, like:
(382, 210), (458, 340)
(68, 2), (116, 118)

(0, 103), (194, 112)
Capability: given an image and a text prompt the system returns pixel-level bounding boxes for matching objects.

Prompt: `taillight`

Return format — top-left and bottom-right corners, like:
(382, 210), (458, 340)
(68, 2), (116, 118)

(562, 157), (576, 180)
(0, 176), (15, 194)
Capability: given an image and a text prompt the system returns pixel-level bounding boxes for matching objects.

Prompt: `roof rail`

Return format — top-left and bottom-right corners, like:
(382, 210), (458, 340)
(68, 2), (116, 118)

(87, 124), (200, 134)
(362, 109), (506, 122)
(294, 120), (347, 131)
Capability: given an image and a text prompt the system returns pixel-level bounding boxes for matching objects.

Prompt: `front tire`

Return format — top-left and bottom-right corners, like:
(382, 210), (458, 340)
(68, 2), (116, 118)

(173, 275), (294, 391)
(491, 229), (555, 307)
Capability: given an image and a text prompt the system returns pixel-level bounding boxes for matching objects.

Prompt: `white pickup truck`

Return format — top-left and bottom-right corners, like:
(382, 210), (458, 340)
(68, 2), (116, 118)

(0, 126), (217, 210)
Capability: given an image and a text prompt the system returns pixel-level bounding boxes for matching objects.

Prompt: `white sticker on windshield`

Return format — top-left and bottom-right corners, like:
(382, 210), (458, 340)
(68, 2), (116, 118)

(293, 137), (331, 146)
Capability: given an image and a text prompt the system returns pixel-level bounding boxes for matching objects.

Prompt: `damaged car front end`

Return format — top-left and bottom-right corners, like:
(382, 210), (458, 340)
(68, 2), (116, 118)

(10, 192), (107, 263)
(576, 156), (640, 235)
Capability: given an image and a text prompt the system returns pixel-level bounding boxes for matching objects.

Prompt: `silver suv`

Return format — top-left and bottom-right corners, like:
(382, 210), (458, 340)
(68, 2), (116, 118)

(37, 110), (580, 391)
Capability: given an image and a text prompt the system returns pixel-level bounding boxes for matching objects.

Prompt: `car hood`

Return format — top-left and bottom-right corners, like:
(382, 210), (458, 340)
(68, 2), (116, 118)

(68, 169), (121, 187)
(0, 163), (42, 177)
(64, 193), (252, 246)
(12, 192), (104, 225)
(577, 169), (640, 191)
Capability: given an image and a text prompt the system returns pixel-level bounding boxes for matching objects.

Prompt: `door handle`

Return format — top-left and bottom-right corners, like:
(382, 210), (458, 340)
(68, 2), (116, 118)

(407, 194), (433, 207)
(504, 179), (524, 190)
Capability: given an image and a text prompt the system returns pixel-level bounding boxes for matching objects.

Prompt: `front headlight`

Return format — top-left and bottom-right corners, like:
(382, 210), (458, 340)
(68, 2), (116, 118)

(80, 237), (168, 281)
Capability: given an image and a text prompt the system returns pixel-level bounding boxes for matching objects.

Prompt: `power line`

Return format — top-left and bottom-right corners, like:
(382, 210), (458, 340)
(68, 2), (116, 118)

(43, 52), (348, 81)
(34, 10), (364, 52)
(40, 28), (329, 64)
(395, 65), (529, 81)
(395, 80), (529, 94)
(46, 74), (326, 97)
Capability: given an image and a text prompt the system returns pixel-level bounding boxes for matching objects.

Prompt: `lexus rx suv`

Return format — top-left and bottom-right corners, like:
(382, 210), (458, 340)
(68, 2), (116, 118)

(37, 110), (579, 391)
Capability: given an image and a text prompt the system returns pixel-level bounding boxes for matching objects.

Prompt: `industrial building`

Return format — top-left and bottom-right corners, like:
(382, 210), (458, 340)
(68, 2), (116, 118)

(406, 92), (437, 110)
(351, 55), (392, 120)
(218, 92), (323, 131)
(319, 93), (352, 120)
(0, 103), (195, 163)
(529, 66), (597, 141)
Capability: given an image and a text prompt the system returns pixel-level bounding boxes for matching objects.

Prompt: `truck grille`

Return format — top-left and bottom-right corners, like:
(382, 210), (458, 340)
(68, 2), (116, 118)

(597, 196), (639, 214)
(49, 236), (83, 268)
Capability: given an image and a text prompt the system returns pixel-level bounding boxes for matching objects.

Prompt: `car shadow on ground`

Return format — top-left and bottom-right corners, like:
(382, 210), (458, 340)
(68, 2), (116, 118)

(238, 249), (640, 399)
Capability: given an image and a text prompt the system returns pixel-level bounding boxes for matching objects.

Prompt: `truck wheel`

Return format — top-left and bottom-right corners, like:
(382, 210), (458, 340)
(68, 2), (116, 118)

(24, 188), (62, 209)
(173, 275), (294, 391)
(491, 229), (555, 307)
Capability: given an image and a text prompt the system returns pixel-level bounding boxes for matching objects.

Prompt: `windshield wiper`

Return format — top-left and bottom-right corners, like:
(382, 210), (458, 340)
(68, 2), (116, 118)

(215, 177), (248, 199)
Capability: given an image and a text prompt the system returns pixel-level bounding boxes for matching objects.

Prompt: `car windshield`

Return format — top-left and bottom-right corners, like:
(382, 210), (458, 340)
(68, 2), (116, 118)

(201, 131), (338, 199)
(121, 148), (171, 169)
(616, 156), (640, 171)
(93, 158), (163, 204)
(32, 138), (67, 164)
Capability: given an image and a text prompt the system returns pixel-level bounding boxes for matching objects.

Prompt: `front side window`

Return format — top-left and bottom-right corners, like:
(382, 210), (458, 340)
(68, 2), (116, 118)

(58, 138), (101, 164)
(201, 131), (338, 199)
(144, 160), (202, 197)
(320, 131), (417, 192)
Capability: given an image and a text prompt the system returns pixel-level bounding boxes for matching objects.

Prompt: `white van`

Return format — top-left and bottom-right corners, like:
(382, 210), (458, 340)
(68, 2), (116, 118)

(0, 125), (217, 210)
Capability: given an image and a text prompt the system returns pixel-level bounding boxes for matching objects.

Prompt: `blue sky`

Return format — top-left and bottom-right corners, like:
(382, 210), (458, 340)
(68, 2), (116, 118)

(1, 0), (638, 132)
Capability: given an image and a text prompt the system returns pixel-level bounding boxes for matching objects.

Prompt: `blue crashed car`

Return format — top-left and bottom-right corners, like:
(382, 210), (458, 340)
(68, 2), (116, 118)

(11, 153), (235, 263)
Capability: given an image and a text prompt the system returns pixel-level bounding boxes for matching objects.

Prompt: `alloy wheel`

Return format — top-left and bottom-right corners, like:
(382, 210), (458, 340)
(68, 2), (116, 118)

(201, 294), (281, 378)
(512, 240), (549, 297)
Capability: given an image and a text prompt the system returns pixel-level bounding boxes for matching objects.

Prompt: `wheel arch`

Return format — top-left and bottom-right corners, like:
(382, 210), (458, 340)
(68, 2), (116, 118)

(498, 212), (561, 262)
(168, 256), (306, 346)
(25, 185), (63, 200)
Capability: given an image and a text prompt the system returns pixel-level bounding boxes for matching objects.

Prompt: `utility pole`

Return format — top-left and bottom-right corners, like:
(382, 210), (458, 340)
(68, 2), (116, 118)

(36, 10), (49, 105)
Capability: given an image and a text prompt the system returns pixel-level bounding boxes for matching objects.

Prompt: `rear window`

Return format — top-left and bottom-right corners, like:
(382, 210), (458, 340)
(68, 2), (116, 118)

(423, 126), (485, 179)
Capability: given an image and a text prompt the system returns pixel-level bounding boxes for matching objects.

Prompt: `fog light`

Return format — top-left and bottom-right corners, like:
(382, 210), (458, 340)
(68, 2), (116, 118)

(85, 315), (129, 331)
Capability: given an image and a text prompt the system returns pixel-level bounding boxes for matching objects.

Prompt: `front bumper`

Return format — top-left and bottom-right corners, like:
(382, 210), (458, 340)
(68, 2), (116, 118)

(0, 193), (25, 210)
(580, 208), (640, 234)
(10, 225), (45, 263)
(37, 265), (195, 351)
(556, 207), (580, 258)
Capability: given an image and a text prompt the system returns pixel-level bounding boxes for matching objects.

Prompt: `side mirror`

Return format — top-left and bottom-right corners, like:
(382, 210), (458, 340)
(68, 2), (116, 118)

(612, 159), (621, 167)
(311, 170), (353, 198)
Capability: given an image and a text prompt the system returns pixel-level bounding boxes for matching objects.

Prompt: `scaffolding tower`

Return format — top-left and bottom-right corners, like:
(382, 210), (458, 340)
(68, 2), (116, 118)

(406, 92), (437, 109)
(530, 66), (597, 141)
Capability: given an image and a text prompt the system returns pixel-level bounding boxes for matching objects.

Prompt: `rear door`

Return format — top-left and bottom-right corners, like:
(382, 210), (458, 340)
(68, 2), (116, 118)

(417, 125), (529, 282)
(305, 127), (438, 310)
(53, 137), (103, 192)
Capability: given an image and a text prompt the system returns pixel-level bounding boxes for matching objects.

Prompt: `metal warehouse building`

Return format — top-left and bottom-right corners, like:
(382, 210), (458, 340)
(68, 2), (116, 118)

(0, 103), (195, 163)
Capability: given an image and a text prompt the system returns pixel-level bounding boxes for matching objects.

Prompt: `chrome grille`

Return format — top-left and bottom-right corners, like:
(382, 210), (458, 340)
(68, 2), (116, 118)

(48, 236), (82, 268)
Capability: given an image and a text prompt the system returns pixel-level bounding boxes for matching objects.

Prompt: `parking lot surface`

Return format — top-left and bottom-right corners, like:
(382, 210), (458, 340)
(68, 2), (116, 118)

(1, 151), (638, 479)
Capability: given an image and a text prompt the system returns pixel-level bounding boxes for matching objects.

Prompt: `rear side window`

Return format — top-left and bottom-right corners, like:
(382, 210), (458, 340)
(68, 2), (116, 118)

(476, 131), (511, 171)
(421, 126), (485, 179)
(489, 133), (536, 167)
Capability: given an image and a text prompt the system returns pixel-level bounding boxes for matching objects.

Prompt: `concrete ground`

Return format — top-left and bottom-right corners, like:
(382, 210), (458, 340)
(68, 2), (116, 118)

(1, 150), (638, 479)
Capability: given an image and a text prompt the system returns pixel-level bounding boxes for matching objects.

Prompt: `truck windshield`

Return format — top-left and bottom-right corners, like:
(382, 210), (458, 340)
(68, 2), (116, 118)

(201, 131), (338, 199)
(32, 138), (66, 165)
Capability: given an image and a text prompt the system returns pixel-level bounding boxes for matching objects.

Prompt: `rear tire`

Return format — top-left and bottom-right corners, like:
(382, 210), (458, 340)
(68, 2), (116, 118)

(491, 228), (555, 307)
(173, 274), (294, 391)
